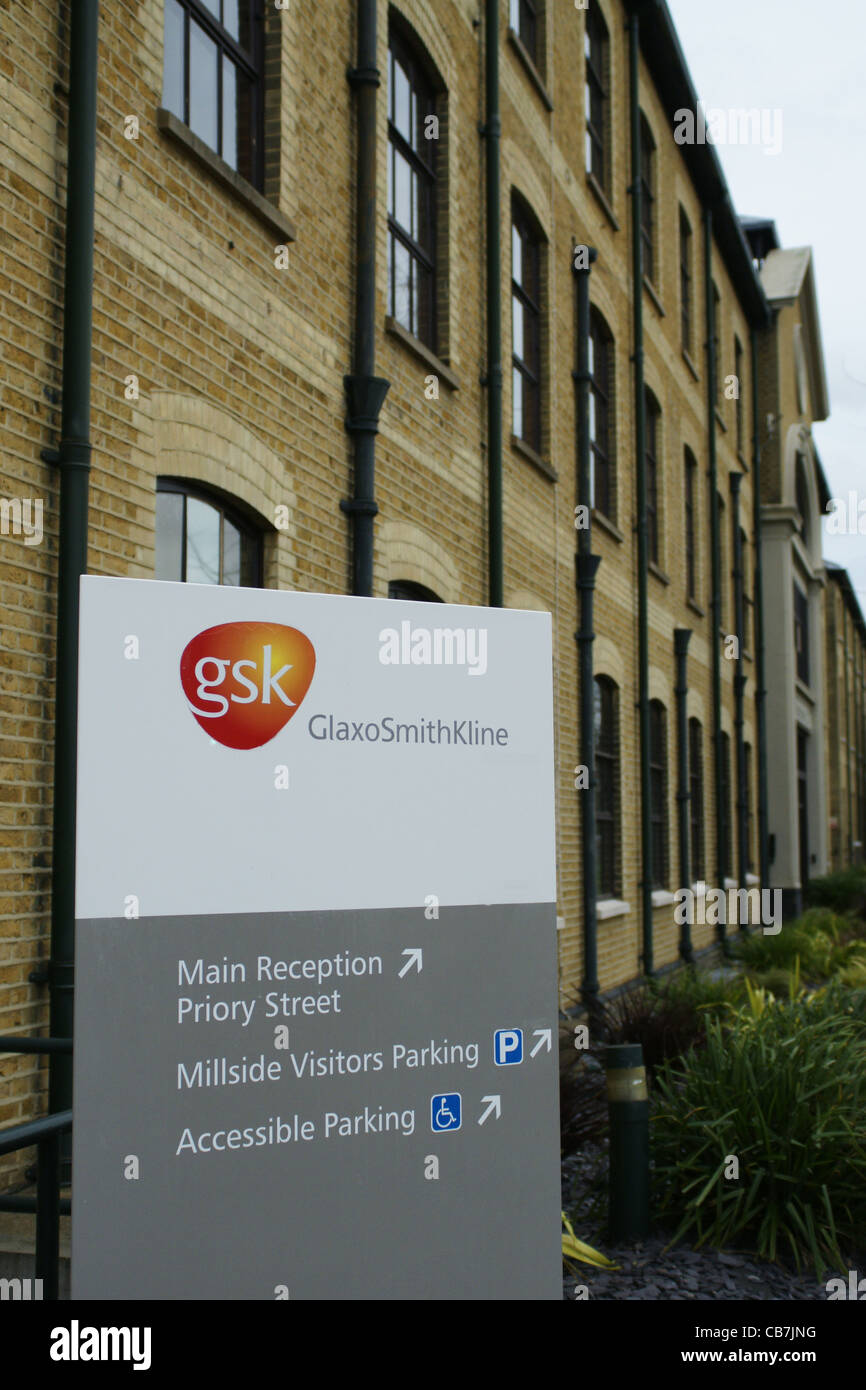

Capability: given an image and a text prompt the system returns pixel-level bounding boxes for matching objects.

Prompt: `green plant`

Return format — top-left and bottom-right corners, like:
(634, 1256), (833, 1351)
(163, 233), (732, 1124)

(652, 984), (866, 1277)
(561, 1211), (619, 1271)
(805, 866), (866, 916)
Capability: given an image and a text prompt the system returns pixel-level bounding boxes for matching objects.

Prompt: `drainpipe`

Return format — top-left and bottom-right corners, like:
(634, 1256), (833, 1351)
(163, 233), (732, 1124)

(483, 0), (503, 607)
(704, 209), (727, 955)
(573, 245), (601, 1012)
(731, 473), (748, 927)
(342, 0), (390, 597)
(674, 629), (693, 963)
(844, 604), (853, 863)
(629, 13), (653, 976)
(39, 0), (99, 1153)
(750, 327), (770, 891)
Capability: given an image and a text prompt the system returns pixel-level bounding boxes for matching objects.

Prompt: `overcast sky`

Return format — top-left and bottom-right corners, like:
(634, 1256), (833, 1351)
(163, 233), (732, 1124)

(666, 0), (866, 610)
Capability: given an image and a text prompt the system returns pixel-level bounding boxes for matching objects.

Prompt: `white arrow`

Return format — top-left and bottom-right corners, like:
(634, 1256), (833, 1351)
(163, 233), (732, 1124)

(477, 1095), (501, 1126)
(398, 948), (423, 978)
(530, 1028), (552, 1058)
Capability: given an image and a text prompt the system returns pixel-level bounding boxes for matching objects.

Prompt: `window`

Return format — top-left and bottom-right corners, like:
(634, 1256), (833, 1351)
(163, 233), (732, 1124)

(155, 480), (263, 586)
(689, 717), (704, 880)
(510, 0), (539, 66)
(734, 336), (744, 453)
(684, 448), (698, 600)
(588, 309), (614, 520)
(594, 676), (620, 897)
(680, 210), (692, 354)
(512, 201), (543, 452)
(795, 455), (811, 549)
(645, 388), (661, 564)
(740, 526), (751, 650)
(388, 580), (442, 602)
(584, 4), (609, 191)
(639, 113), (656, 281)
(163, 0), (262, 186)
(717, 492), (726, 630)
(711, 283), (721, 406)
(649, 701), (669, 889)
(387, 28), (439, 350)
(744, 742), (754, 874)
(794, 583), (809, 684)
(720, 731), (732, 880)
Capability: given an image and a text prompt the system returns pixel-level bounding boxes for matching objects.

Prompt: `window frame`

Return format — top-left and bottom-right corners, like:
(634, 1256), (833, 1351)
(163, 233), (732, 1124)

(588, 307), (615, 521)
(155, 477), (263, 588)
(594, 675), (620, 899)
(639, 113), (656, 282)
(680, 208), (692, 354)
(511, 198), (543, 453)
(510, 0), (540, 66)
(649, 700), (669, 889)
(794, 582), (810, 685)
(645, 387), (661, 565)
(584, 3), (609, 192)
(720, 729), (732, 881)
(163, 0), (264, 189)
(684, 447), (698, 600)
(386, 25), (440, 353)
(734, 335), (744, 452)
(689, 717), (705, 881)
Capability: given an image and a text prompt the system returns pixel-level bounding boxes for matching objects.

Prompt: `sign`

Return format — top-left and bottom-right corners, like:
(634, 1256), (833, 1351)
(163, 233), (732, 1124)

(71, 577), (560, 1299)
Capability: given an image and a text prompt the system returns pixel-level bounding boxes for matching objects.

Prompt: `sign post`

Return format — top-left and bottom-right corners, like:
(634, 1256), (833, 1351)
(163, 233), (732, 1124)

(72, 577), (561, 1299)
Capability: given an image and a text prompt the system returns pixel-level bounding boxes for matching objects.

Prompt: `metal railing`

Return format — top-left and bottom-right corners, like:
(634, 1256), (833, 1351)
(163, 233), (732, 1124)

(0, 1036), (72, 1301)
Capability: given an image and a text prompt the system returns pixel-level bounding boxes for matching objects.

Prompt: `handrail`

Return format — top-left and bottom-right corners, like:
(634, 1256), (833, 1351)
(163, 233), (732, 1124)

(0, 1108), (72, 1300)
(0, 1035), (73, 1055)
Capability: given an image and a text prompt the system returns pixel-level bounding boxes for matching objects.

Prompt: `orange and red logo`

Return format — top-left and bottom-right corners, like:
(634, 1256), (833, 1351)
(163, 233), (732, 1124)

(180, 622), (316, 750)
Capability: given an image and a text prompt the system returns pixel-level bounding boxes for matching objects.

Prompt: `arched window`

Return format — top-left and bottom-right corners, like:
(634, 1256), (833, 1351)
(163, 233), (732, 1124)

(649, 700), (668, 889)
(584, 3), (609, 193)
(512, 197), (544, 453)
(645, 388), (661, 564)
(588, 308), (615, 521)
(387, 22), (442, 350)
(387, 580), (443, 602)
(594, 676), (620, 898)
(155, 479), (263, 586)
(639, 113), (656, 281)
(688, 717), (704, 880)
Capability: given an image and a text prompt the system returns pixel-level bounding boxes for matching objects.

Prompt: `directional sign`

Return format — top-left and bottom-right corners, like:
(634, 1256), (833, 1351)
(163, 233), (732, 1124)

(71, 578), (560, 1300)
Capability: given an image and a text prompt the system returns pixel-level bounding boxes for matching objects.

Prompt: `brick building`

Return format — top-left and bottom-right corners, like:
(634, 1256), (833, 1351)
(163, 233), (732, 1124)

(1, 0), (861, 1182)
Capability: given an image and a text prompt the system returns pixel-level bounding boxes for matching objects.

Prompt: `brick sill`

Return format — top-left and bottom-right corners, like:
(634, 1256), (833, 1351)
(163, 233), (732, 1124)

(506, 29), (554, 111)
(687, 597), (705, 618)
(715, 406), (728, 432)
(385, 318), (459, 390)
(156, 107), (297, 243)
(586, 172), (619, 231)
(682, 348), (700, 381)
(649, 560), (670, 586)
(643, 275), (665, 317)
(511, 434), (558, 482)
(592, 509), (624, 543)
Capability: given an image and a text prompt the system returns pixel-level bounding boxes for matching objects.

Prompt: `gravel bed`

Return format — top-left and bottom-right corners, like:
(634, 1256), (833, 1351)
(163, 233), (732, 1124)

(561, 1146), (855, 1301)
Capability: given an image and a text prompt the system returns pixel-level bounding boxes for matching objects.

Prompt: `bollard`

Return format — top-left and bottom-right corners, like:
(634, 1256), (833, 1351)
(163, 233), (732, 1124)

(605, 1042), (649, 1241)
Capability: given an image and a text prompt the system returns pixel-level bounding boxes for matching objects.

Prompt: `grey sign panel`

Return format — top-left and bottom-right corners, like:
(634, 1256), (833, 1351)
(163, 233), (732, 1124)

(72, 905), (560, 1300)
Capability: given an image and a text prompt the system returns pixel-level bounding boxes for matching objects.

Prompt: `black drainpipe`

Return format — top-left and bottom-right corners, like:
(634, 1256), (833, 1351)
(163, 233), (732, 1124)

(574, 245), (601, 1012)
(342, 0), (390, 597)
(750, 327), (770, 890)
(629, 13), (653, 976)
(844, 604), (853, 863)
(39, 0), (99, 1154)
(674, 629), (693, 963)
(703, 208), (727, 955)
(483, 0), (503, 607)
(731, 472), (749, 926)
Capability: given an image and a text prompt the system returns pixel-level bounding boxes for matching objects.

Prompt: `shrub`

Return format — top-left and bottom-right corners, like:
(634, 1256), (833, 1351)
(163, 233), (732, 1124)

(652, 984), (866, 1276)
(805, 866), (866, 916)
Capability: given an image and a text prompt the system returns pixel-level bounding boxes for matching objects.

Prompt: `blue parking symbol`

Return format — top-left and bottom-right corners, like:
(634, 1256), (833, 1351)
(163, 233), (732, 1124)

(431, 1093), (462, 1132)
(494, 1028), (523, 1066)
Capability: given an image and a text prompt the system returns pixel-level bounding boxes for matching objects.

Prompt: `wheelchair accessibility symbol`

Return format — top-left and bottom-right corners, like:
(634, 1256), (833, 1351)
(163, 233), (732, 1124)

(431, 1092), (462, 1132)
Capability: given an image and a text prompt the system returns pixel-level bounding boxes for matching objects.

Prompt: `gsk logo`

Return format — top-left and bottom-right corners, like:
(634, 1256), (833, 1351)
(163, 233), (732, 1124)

(180, 622), (315, 750)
